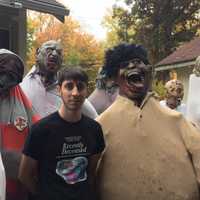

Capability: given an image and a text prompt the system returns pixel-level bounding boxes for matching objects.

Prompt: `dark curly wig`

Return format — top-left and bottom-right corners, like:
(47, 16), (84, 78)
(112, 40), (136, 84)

(101, 43), (149, 78)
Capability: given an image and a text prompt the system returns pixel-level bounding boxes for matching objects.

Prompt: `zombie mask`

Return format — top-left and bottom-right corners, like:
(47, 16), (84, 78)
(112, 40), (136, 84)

(36, 40), (63, 75)
(165, 80), (184, 99)
(0, 49), (24, 96)
(165, 80), (184, 109)
(96, 67), (118, 94)
(118, 58), (151, 102)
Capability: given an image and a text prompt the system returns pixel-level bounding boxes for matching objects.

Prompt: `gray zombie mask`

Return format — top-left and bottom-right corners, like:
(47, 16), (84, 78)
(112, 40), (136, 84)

(96, 67), (118, 94)
(0, 73), (18, 95)
(0, 49), (24, 96)
(36, 40), (63, 76)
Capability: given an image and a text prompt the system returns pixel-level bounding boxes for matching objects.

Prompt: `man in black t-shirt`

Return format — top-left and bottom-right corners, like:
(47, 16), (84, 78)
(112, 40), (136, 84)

(18, 67), (105, 200)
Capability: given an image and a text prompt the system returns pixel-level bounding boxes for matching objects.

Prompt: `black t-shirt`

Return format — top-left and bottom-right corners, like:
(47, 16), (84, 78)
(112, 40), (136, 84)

(23, 112), (105, 200)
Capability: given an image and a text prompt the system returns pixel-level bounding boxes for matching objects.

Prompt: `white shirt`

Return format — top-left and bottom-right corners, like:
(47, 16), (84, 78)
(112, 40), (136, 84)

(0, 153), (5, 200)
(160, 100), (186, 117)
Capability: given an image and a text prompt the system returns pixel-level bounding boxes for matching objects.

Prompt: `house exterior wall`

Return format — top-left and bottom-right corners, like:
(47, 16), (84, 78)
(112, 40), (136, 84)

(0, 6), (26, 61)
(156, 66), (193, 103)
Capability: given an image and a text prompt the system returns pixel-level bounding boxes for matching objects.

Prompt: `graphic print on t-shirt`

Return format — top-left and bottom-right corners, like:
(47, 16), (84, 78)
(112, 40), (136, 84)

(60, 136), (87, 157)
(56, 156), (88, 184)
(56, 135), (89, 184)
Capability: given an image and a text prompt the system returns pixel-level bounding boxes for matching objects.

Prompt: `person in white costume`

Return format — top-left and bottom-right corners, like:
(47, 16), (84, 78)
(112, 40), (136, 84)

(160, 79), (186, 116)
(20, 40), (98, 119)
(186, 56), (200, 128)
(0, 153), (5, 200)
(88, 67), (118, 114)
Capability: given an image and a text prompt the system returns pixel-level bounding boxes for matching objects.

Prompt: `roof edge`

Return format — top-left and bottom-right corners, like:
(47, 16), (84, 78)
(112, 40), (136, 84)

(155, 60), (196, 71)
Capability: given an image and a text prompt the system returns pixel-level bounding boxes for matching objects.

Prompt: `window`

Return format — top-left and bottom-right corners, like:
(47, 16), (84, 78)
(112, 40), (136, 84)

(0, 29), (9, 49)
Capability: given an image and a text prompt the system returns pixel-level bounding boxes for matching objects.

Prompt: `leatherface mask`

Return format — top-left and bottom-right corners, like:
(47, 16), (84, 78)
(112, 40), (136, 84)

(36, 40), (63, 76)
(0, 53), (24, 97)
(119, 58), (151, 104)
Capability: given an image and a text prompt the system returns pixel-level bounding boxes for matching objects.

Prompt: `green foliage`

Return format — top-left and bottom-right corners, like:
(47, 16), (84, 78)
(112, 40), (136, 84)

(152, 80), (166, 100)
(65, 50), (81, 66)
(85, 67), (99, 95)
(26, 17), (36, 60)
(105, 0), (200, 64)
(26, 12), (104, 78)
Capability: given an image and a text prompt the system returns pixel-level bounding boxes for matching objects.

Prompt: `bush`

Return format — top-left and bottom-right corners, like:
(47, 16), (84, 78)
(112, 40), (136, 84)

(152, 80), (166, 100)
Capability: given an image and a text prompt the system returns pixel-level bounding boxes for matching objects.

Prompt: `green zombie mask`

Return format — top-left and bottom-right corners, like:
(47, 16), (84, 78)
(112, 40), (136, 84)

(36, 40), (63, 75)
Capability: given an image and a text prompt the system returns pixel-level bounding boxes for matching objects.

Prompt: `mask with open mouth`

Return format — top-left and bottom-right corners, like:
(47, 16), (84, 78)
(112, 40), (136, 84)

(119, 59), (151, 103)
(36, 40), (63, 75)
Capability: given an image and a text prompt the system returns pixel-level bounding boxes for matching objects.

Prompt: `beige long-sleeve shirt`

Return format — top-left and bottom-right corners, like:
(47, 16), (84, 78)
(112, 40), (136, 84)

(96, 95), (200, 200)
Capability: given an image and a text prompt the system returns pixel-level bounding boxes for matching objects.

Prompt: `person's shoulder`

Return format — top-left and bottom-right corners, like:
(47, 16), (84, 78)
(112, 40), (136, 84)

(31, 112), (58, 130)
(82, 115), (101, 128)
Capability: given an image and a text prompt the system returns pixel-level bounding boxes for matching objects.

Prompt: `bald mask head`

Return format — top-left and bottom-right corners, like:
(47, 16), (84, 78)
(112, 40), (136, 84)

(0, 49), (24, 96)
(36, 40), (63, 76)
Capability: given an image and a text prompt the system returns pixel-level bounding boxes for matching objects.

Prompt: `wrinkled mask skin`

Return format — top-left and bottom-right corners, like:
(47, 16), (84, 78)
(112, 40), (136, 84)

(119, 58), (151, 105)
(0, 73), (18, 96)
(0, 53), (24, 97)
(36, 40), (63, 76)
(96, 68), (118, 94)
(165, 80), (184, 99)
(104, 79), (118, 94)
(165, 80), (184, 109)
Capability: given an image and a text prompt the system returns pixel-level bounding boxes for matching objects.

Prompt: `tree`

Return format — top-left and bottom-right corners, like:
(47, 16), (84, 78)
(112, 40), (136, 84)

(26, 11), (104, 69)
(106, 0), (200, 64)
(26, 11), (104, 93)
(102, 9), (123, 48)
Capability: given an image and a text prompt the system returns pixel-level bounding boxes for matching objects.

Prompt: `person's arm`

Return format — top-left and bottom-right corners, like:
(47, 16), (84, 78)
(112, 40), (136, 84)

(18, 154), (39, 195)
(88, 153), (102, 184)
(88, 153), (103, 200)
(88, 122), (106, 199)
(1, 150), (21, 179)
(82, 98), (98, 119)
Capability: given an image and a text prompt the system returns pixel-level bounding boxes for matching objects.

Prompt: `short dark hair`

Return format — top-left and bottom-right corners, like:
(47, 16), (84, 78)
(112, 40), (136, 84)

(58, 67), (88, 86)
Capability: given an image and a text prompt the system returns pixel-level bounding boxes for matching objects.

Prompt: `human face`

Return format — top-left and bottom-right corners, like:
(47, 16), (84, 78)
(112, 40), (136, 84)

(37, 41), (63, 74)
(118, 58), (150, 104)
(59, 80), (87, 111)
